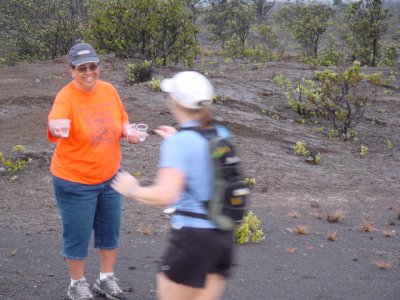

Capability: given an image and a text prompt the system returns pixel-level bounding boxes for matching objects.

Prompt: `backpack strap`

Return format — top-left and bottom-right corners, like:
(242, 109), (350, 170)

(178, 126), (217, 140)
(174, 126), (218, 220)
(174, 210), (208, 219)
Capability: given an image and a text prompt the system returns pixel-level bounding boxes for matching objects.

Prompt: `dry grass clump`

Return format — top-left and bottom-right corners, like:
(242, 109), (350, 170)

(374, 261), (392, 270)
(327, 231), (338, 241)
(294, 225), (310, 235)
(383, 229), (396, 237)
(361, 218), (374, 232)
(286, 247), (297, 254)
(288, 211), (300, 218)
(138, 225), (154, 235)
(326, 209), (345, 223)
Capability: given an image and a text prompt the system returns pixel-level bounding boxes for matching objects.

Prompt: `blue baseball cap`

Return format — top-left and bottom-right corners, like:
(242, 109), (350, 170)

(68, 43), (99, 66)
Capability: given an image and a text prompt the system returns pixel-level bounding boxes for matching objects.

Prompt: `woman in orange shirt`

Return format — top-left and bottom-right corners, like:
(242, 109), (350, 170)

(48, 43), (139, 300)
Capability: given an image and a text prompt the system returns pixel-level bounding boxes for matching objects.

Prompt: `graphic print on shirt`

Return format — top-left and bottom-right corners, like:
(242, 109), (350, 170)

(80, 102), (117, 147)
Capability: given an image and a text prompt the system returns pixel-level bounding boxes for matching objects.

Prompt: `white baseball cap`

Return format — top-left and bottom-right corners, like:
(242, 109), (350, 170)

(160, 71), (214, 109)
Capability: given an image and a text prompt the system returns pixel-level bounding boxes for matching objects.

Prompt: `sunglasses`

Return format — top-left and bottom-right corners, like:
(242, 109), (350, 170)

(74, 64), (99, 73)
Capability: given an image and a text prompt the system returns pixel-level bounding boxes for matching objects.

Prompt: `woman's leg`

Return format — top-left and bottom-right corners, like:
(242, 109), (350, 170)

(99, 249), (117, 273)
(194, 274), (227, 300)
(94, 178), (122, 271)
(66, 259), (85, 280)
(157, 272), (198, 300)
(52, 176), (98, 278)
(157, 273), (227, 300)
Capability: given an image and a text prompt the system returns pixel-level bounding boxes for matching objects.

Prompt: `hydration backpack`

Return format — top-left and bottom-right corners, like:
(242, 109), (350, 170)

(175, 126), (250, 230)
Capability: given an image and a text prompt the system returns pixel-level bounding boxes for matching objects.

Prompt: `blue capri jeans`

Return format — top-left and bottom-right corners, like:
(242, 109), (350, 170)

(52, 175), (122, 259)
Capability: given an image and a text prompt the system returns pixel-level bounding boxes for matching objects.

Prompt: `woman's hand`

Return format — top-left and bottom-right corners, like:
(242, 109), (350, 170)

(154, 125), (177, 139)
(123, 123), (141, 144)
(111, 171), (139, 199)
(126, 132), (141, 144)
(48, 120), (64, 138)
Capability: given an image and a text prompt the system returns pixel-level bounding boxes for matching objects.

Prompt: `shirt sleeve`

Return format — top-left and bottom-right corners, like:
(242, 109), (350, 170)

(114, 87), (129, 125)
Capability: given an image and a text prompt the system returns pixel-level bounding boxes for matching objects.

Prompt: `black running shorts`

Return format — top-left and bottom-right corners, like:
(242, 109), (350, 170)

(159, 227), (235, 288)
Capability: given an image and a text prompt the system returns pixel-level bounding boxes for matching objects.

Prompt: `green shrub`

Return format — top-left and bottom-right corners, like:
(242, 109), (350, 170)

(235, 210), (265, 244)
(294, 141), (310, 157)
(379, 42), (399, 67)
(223, 35), (242, 58)
(1, 0), (87, 64)
(244, 178), (256, 188)
(125, 61), (153, 84)
(387, 139), (393, 156)
(211, 95), (231, 104)
(0, 146), (31, 181)
(275, 61), (379, 140)
(86, 0), (197, 65)
(300, 34), (343, 67)
(149, 78), (161, 92)
(360, 144), (368, 159)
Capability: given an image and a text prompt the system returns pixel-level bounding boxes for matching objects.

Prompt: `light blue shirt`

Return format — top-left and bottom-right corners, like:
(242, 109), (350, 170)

(159, 120), (229, 229)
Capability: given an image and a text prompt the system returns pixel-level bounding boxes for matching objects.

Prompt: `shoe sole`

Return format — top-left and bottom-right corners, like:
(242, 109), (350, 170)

(66, 290), (94, 300)
(93, 284), (124, 300)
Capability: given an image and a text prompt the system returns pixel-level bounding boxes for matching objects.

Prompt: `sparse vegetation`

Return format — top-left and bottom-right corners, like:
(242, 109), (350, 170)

(383, 229), (395, 237)
(327, 209), (345, 223)
(0, 0), (397, 71)
(386, 139), (393, 156)
(0, 146), (31, 181)
(374, 261), (392, 270)
(87, 0), (198, 65)
(0, 0), (87, 64)
(235, 210), (265, 244)
(294, 141), (310, 157)
(244, 177), (256, 188)
(275, 61), (380, 140)
(286, 247), (297, 254)
(138, 225), (153, 236)
(275, 1), (334, 58)
(294, 224), (310, 235)
(133, 170), (142, 178)
(126, 61), (153, 84)
(293, 141), (322, 164)
(341, 0), (389, 66)
(212, 95), (231, 104)
(12, 145), (26, 153)
(148, 78), (161, 92)
(360, 144), (368, 159)
(327, 231), (338, 241)
(361, 218), (374, 232)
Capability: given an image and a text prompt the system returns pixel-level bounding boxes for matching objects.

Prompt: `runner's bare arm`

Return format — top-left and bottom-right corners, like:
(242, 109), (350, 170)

(111, 168), (184, 206)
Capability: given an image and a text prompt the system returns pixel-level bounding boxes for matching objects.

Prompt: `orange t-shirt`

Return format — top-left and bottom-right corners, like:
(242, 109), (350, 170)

(48, 80), (129, 184)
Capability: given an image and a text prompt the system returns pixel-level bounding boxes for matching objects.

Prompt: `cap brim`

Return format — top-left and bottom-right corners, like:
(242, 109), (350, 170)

(72, 56), (100, 66)
(160, 78), (174, 93)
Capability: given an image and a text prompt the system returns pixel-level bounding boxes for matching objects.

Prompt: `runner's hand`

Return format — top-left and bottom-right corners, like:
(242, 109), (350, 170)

(154, 125), (176, 139)
(111, 171), (139, 198)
